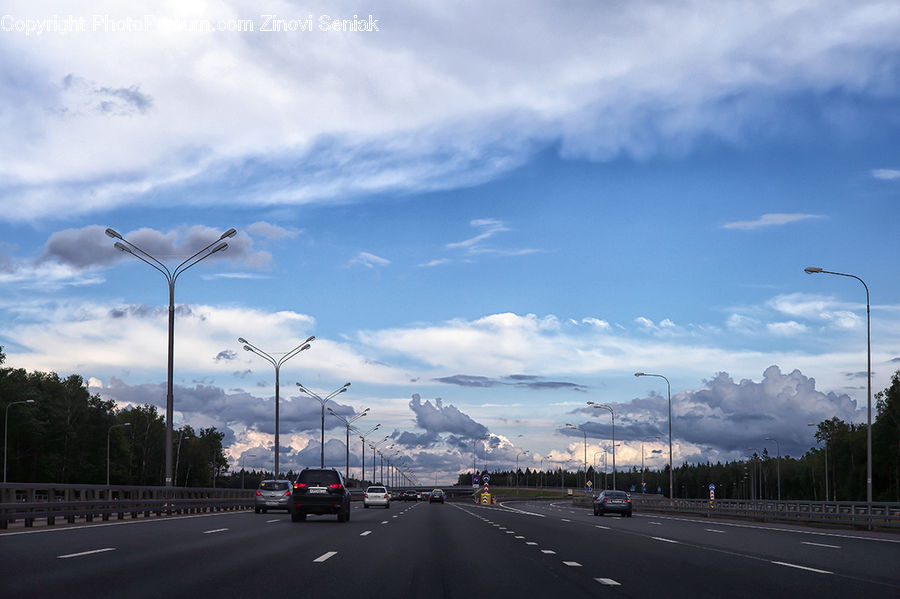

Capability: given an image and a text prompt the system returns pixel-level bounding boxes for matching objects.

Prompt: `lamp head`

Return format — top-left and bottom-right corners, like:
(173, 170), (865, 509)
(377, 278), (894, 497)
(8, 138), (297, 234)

(105, 228), (122, 240)
(210, 242), (228, 254)
(220, 228), (237, 239)
(123, 423), (132, 427)
(237, 337), (248, 344)
(804, 266), (823, 274)
(113, 242), (132, 254)
(25, 400), (35, 404)
(634, 372), (645, 377)
(305, 335), (316, 344)
(242, 345), (252, 352)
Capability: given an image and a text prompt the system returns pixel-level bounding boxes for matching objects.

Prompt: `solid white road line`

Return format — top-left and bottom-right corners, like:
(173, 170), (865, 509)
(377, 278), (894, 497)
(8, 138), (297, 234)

(771, 561), (832, 575)
(58, 548), (116, 559)
(652, 537), (679, 544)
(705, 529), (726, 533)
(313, 551), (338, 563)
(595, 525), (610, 530)
(203, 528), (228, 534)
(595, 578), (622, 586)
(802, 541), (840, 549)
(360, 531), (372, 536)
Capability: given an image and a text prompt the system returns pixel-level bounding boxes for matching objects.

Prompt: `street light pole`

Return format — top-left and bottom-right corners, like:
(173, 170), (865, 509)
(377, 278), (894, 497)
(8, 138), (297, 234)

(764, 437), (781, 501)
(635, 372), (673, 498)
(370, 436), (390, 484)
(239, 336), (314, 478)
(328, 407), (369, 482)
(804, 266), (872, 505)
(296, 382), (351, 468)
(107, 226), (236, 487)
(106, 422), (132, 486)
(587, 403), (617, 489)
(356, 424), (381, 484)
(4, 399), (35, 483)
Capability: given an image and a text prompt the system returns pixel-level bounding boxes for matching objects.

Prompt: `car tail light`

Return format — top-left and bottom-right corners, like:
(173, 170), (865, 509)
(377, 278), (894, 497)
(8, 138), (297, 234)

(364, 493), (369, 498)
(255, 490), (261, 496)
(603, 498), (609, 502)
(283, 490), (291, 497)
(294, 482), (307, 489)
(328, 483), (343, 490)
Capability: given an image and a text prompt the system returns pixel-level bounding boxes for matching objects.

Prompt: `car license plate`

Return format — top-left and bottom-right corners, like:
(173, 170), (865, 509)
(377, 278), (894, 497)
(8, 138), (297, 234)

(310, 488), (326, 494)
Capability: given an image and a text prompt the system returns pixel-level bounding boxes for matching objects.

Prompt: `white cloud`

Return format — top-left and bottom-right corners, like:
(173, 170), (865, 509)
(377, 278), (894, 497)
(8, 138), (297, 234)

(871, 168), (900, 180)
(3, 1), (898, 221)
(766, 321), (807, 336)
(348, 252), (390, 269)
(722, 213), (825, 230)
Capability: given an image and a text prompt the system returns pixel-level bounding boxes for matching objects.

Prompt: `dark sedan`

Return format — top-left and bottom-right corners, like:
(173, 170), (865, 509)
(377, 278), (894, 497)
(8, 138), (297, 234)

(592, 490), (632, 517)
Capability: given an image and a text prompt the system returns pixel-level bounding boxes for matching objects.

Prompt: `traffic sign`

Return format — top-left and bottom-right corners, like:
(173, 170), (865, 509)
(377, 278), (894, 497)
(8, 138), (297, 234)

(482, 474), (490, 483)
(708, 483), (716, 491)
(585, 480), (593, 489)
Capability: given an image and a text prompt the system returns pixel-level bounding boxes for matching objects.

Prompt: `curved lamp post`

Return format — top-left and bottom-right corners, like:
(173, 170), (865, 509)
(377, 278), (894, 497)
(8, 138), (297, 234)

(587, 402), (617, 489)
(565, 424), (588, 489)
(296, 382), (351, 468)
(328, 406), (369, 482)
(107, 422), (132, 486)
(804, 266), (872, 505)
(239, 336), (314, 477)
(635, 372), (673, 498)
(4, 399), (35, 483)
(107, 226), (236, 487)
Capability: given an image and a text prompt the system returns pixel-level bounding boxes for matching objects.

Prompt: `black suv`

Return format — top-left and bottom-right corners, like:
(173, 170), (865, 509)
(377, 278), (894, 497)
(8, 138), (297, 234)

(290, 468), (352, 522)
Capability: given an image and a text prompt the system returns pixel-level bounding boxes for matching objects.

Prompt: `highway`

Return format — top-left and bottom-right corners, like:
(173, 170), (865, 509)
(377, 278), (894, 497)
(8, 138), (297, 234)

(1, 498), (898, 598)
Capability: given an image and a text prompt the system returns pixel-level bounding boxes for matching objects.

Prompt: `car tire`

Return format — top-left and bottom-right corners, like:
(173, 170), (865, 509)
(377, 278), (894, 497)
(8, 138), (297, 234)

(255, 507), (261, 514)
(626, 512), (633, 518)
(593, 507), (599, 516)
(291, 510), (306, 522)
(262, 508), (267, 513)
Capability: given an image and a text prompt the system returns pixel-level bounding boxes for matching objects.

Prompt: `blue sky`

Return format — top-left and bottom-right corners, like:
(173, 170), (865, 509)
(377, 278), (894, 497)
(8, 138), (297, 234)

(1, 1), (899, 485)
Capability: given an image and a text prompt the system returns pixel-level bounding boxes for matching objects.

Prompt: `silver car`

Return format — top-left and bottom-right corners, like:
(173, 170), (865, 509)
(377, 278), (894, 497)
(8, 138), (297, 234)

(255, 479), (292, 513)
(363, 485), (391, 508)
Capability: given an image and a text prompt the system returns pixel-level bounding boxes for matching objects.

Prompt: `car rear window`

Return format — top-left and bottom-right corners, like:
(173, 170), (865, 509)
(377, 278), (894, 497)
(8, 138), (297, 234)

(605, 491), (627, 498)
(367, 487), (386, 493)
(260, 481), (289, 491)
(297, 470), (340, 485)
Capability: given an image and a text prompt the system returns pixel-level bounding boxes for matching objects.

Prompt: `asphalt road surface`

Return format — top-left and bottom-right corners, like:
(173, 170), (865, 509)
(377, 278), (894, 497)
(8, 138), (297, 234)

(2, 498), (898, 598)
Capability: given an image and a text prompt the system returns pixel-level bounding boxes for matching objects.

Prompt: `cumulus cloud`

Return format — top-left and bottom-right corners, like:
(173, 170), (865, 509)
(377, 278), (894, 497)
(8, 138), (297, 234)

(409, 393), (489, 439)
(871, 168), (900, 180)
(433, 373), (587, 391)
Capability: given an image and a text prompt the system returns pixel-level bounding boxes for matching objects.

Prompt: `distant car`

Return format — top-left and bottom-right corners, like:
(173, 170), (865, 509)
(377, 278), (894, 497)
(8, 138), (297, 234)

(364, 485), (390, 509)
(255, 479), (292, 513)
(290, 468), (352, 522)
(592, 490), (632, 517)
(429, 489), (445, 503)
(401, 490), (418, 501)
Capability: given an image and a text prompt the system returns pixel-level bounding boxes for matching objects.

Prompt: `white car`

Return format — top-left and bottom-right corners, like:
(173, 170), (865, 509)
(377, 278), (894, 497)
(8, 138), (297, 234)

(363, 485), (390, 508)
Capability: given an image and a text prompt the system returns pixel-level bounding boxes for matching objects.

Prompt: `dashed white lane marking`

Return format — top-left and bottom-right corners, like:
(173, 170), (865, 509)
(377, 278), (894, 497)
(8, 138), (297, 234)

(563, 561), (581, 567)
(203, 528), (228, 534)
(498, 526), (507, 530)
(266, 519), (279, 523)
(360, 531), (372, 536)
(381, 520), (388, 524)
(526, 542), (538, 545)
(541, 549), (556, 554)
(595, 578), (621, 586)
(505, 531), (516, 534)
(58, 548), (116, 559)
(313, 551), (338, 563)
(515, 535), (525, 539)
(705, 529), (726, 533)
(561, 518), (571, 522)
(392, 515), (398, 518)
(771, 561), (832, 575)
(652, 537), (678, 544)
(649, 522), (662, 526)
(595, 525), (610, 530)
(802, 541), (840, 549)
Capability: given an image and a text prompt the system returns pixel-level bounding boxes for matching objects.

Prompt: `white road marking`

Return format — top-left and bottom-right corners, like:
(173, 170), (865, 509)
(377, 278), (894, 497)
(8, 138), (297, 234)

(58, 548), (116, 559)
(561, 518), (571, 522)
(498, 526), (506, 530)
(595, 525), (610, 530)
(563, 561), (581, 567)
(266, 519), (279, 523)
(802, 541), (840, 549)
(771, 561), (832, 575)
(515, 535), (525, 539)
(526, 542), (538, 545)
(706, 529), (726, 533)
(360, 531), (372, 536)
(203, 528), (228, 534)
(541, 549), (556, 554)
(392, 515), (398, 518)
(649, 522), (662, 526)
(595, 578), (621, 586)
(381, 520), (388, 524)
(313, 551), (338, 563)
(652, 537), (678, 544)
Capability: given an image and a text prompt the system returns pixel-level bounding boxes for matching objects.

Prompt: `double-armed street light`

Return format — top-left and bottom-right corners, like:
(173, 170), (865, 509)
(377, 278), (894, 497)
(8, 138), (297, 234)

(328, 406), (369, 482)
(635, 372), (673, 498)
(107, 422), (132, 486)
(106, 226), (236, 487)
(4, 399), (35, 483)
(239, 336), (314, 477)
(296, 382), (351, 468)
(804, 266), (872, 505)
(356, 424), (381, 484)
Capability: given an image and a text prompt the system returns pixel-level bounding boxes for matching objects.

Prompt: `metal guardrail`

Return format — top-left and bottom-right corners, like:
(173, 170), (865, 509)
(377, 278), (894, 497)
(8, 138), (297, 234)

(571, 493), (900, 529)
(0, 482), (254, 529)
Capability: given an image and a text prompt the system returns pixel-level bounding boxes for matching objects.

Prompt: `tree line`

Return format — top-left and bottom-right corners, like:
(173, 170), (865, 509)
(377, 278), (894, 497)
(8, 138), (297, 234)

(456, 370), (899, 502)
